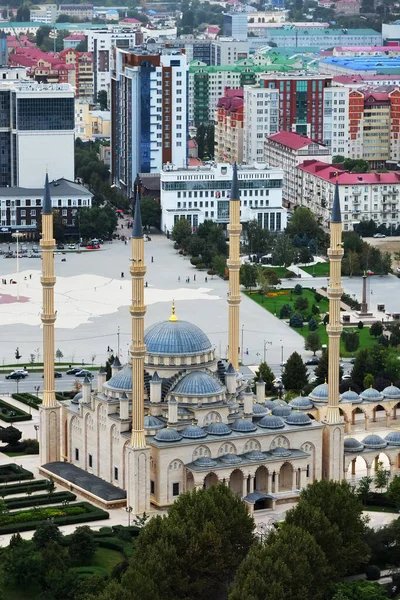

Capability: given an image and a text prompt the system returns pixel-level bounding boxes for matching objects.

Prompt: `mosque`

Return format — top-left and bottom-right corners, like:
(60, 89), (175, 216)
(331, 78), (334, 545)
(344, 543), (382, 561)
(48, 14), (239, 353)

(38, 167), (400, 514)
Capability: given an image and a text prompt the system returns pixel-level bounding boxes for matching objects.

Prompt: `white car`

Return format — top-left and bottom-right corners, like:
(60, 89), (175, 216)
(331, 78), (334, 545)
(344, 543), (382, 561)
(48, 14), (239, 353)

(342, 373), (352, 381)
(14, 368), (28, 376)
(373, 233), (386, 238)
(68, 244), (76, 250)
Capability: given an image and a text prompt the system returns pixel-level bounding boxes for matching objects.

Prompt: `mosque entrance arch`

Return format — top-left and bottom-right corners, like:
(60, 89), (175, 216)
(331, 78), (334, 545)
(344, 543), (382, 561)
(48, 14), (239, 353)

(229, 469), (244, 496)
(279, 462), (294, 492)
(204, 472), (219, 489)
(254, 466), (268, 493)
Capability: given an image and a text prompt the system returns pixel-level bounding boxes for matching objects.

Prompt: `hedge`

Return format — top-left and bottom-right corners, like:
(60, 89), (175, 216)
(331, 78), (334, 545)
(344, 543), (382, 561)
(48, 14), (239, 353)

(0, 479), (48, 496)
(0, 399), (31, 423)
(70, 566), (109, 579)
(0, 464), (33, 483)
(5, 491), (76, 510)
(367, 492), (396, 509)
(0, 501), (109, 534)
(11, 393), (41, 409)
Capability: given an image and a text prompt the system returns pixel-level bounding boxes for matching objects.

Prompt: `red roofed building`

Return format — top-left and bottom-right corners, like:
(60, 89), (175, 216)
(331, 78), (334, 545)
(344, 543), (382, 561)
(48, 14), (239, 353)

(215, 88), (244, 164)
(265, 131), (331, 205)
(296, 159), (400, 230)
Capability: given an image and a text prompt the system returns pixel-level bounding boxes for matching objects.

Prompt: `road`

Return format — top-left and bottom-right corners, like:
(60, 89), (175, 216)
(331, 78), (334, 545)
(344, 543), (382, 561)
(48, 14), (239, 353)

(0, 372), (98, 394)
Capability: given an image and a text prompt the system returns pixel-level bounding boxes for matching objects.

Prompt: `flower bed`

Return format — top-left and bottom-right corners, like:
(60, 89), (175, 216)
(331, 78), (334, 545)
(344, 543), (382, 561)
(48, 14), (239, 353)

(0, 399), (31, 423)
(0, 501), (109, 534)
(0, 464), (33, 483)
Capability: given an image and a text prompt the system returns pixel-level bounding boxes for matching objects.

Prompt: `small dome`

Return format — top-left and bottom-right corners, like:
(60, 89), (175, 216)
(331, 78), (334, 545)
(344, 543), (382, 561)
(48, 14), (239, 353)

(253, 402), (268, 416)
(341, 389), (361, 403)
(144, 415), (164, 429)
(289, 396), (313, 410)
(382, 385), (400, 400)
(144, 320), (212, 355)
(385, 431), (400, 446)
(154, 427), (183, 442)
(194, 456), (217, 468)
(181, 424), (207, 439)
(285, 411), (312, 426)
(258, 414), (285, 429)
(309, 383), (328, 402)
(360, 387), (384, 402)
(71, 391), (82, 405)
(272, 403), (292, 418)
(361, 434), (387, 449)
(205, 421), (232, 436)
(105, 363), (132, 391)
(220, 453), (242, 465)
(230, 418), (257, 433)
(173, 371), (224, 397)
(271, 446), (292, 457)
(344, 437), (364, 452)
(245, 450), (265, 461)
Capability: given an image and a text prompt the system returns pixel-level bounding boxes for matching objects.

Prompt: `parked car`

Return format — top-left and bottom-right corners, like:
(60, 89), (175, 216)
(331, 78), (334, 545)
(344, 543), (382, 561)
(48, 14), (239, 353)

(68, 244), (76, 250)
(366, 270), (374, 275)
(86, 244), (100, 250)
(342, 373), (352, 381)
(42, 371), (62, 378)
(350, 358), (356, 364)
(373, 233), (386, 238)
(75, 369), (94, 378)
(32, 246), (39, 253)
(306, 357), (319, 366)
(14, 368), (28, 376)
(5, 371), (26, 380)
(66, 368), (82, 375)
(57, 244), (65, 250)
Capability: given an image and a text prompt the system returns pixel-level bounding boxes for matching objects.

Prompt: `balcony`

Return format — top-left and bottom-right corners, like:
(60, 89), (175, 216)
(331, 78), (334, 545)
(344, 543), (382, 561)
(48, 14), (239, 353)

(352, 190), (361, 196)
(382, 190), (390, 196)
(353, 199), (360, 204)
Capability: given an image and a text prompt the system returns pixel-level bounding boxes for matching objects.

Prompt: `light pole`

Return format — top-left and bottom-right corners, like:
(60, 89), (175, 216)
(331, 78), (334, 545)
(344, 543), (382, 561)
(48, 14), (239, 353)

(117, 326), (120, 359)
(34, 385), (40, 398)
(280, 339), (284, 366)
(34, 424), (39, 441)
(125, 505), (133, 526)
(12, 230), (24, 301)
(241, 325), (244, 364)
(263, 340), (272, 364)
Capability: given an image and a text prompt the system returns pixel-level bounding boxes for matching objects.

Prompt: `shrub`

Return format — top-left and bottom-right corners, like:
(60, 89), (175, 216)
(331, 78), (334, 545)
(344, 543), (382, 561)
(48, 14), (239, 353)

(0, 480), (49, 496)
(0, 400), (31, 423)
(0, 464), (33, 483)
(314, 292), (322, 302)
(358, 321), (364, 329)
(294, 284), (303, 295)
(308, 317), (318, 331)
(70, 566), (108, 579)
(207, 269), (217, 277)
(284, 270), (296, 278)
(195, 263), (206, 269)
(5, 491), (76, 510)
(11, 393), (41, 408)
(365, 564), (381, 580)
(290, 312), (304, 328)
(280, 304), (292, 319)
(294, 296), (309, 311)
(190, 257), (201, 266)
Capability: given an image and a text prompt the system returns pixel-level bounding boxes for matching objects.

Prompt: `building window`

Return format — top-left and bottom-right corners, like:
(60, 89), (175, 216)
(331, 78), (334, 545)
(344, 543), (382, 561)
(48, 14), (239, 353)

(75, 448), (79, 461)
(114, 467), (118, 481)
(172, 482), (180, 497)
(151, 480), (155, 495)
(88, 454), (92, 468)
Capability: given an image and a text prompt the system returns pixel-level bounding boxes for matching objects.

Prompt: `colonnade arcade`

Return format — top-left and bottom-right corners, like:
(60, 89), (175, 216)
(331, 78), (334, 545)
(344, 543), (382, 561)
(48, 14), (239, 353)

(313, 401), (400, 433)
(344, 449), (400, 480)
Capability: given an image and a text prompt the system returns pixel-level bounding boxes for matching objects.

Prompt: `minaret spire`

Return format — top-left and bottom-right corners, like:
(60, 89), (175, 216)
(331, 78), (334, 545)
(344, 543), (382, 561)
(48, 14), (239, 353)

(129, 178), (146, 448)
(39, 172), (61, 463)
(227, 163), (242, 370)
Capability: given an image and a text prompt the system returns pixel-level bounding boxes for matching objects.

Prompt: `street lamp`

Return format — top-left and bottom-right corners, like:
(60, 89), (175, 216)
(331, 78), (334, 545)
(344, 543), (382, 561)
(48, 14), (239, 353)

(34, 385), (40, 397)
(263, 340), (272, 364)
(34, 424), (39, 441)
(12, 230), (24, 301)
(280, 339), (284, 366)
(125, 505), (133, 526)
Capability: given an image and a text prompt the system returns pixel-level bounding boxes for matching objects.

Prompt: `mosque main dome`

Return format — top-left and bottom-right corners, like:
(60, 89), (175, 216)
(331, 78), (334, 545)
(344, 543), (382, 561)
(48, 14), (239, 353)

(144, 320), (213, 356)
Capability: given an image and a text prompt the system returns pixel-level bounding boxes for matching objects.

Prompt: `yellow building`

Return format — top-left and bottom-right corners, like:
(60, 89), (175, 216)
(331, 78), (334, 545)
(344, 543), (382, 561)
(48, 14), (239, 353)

(75, 101), (111, 141)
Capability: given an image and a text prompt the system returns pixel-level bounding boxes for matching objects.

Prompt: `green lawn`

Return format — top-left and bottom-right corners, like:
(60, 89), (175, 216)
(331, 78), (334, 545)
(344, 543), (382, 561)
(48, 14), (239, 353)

(262, 266), (293, 278)
(92, 547), (124, 572)
(301, 262), (330, 277)
(363, 505), (399, 514)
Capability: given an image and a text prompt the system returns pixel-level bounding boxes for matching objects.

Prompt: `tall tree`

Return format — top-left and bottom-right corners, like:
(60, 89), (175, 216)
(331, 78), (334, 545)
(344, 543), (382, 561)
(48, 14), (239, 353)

(271, 235), (295, 268)
(281, 352), (308, 392)
(254, 361), (275, 392)
(240, 263), (257, 290)
(97, 90), (108, 110)
(140, 198), (161, 230)
(314, 349), (344, 385)
(286, 207), (321, 240)
(171, 217), (192, 247)
(305, 332), (322, 355)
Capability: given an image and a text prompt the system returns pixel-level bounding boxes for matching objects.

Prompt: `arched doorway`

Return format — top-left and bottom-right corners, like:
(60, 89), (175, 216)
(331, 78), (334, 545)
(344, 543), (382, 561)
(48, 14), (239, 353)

(280, 462), (294, 492)
(372, 404), (386, 423)
(255, 466), (268, 492)
(229, 469), (244, 496)
(186, 471), (195, 492)
(345, 455), (369, 480)
(352, 407), (367, 430)
(204, 472), (218, 489)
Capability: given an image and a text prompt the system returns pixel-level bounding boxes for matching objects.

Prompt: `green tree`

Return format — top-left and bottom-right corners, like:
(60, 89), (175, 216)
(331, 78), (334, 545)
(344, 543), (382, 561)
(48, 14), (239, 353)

(211, 254), (226, 277)
(117, 485), (254, 600)
(280, 304), (292, 319)
(357, 476), (373, 506)
(230, 524), (331, 600)
(0, 426), (22, 445)
(342, 250), (361, 277)
(308, 316), (318, 331)
(289, 312), (304, 328)
(245, 220), (272, 254)
(254, 362), (275, 393)
(374, 461), (389, 493)
(171, 217), (192, 247)
(55, 348), (63, 363)
(33, 520), (63, 551)
(97, 90), (108, 110)
(240, 263), (257, 290)
(68, 526), (96, 566)
(39, 541), (77, 600)
(370, 321), (384, 338)
(331, 581), (387, 600)
(286, 206), (321, 239)
(140, 198), (161, 230)
(351, 348), (371, 388)
(285, 480), (370, 578)
(363, 373), (374, 389)
(282, 352), (308, 392)
(294, 296), (308, 311)
(16, 4), (30, 21)
(3, 538), (40, 589)
(314, 350), (344, 385)
(271, 235), (295, 268)
(387, 475), (400, 511)
(305, 332), (322, 355)
(342, 330), (360, 353)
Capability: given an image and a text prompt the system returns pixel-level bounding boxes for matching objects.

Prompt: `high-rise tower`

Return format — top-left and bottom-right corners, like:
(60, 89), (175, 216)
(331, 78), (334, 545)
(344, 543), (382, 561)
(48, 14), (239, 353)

(39, 173), (61, 464)
(323, 178), (345, 480)
(227, 163), (242, 371)
(125, 177), (150, 512)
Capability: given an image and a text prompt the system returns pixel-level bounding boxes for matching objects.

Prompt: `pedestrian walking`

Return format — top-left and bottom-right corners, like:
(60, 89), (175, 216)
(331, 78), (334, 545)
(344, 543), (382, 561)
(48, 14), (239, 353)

(29, 274), (32, 280)
(121, 272), (124, 278)
(151, 256), (154, 263)
(178, 276), (180, 282)
(194, 274), (196, 282)
(205, 277), (208, 283)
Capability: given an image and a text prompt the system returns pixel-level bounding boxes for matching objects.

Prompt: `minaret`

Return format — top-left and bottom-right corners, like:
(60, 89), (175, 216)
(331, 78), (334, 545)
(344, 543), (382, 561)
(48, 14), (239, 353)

(227, 163), (242, 370)
(39, 173), (61, 464)
(323, 178), (345, 480)
(125, 178), (150, 512)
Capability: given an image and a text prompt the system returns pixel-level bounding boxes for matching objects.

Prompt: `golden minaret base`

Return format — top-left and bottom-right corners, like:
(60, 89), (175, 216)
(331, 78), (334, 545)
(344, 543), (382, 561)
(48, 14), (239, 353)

(124, 177), (150, 513)
(322, 179), (345, 481)
(227, 163), (242, 371)
(39, 173), (61, 464)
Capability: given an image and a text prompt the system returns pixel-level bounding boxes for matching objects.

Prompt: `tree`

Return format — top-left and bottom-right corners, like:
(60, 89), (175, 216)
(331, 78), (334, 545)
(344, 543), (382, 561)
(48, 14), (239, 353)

(55, 348), (63, 363)
(97, 90), (108, 110)
(350, 348), (371, 388)
(171, 217), (192, 247)
(68, 526), (96, 566)
(39, 541), (77, 600)
(374, 461), (389, 493)
(314, 350), (344, 385)
(0, 426), (22, 445)
(308, 316), (318, 331)
(370, 321), (384, 338)
(286, 206), (321, 240)
(140, 198), (161, 230)
(342, 330), (360, 353)
(342, 250), (361, 277)
(15, 347), (21, 361)
(387, 475), (400, 511)
(211, 254), (226, 277)
(240, 263), (257, 290)
(271, 235), (295, 268)
(282, 352), (308, 392)
(305, 332), (322, 355)
(245, 220), (272, 254)
(280, 304), (292, 319)
(289, 312), (303, 328)
(285, 480), (370, 578)
(363, 373), (374, 389)
(16, 4), (30, 21)
(33, 520), (63, 551)
(254, 362), (275, 393)
(294, 296), (308, 311)
(3, 538), (40, 589)
(293, 284), (303, 295)
(117, 485), (254, 600)
(230, 524), (331, 600)
(331, 581), (387, 600)
(356, 476), (373, 505)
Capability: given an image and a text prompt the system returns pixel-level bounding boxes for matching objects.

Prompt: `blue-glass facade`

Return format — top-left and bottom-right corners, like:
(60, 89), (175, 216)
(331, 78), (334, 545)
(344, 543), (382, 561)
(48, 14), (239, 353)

(162, 179), (282, 191)
(17, 97), (74, 131)
(139, 64), (154, 173)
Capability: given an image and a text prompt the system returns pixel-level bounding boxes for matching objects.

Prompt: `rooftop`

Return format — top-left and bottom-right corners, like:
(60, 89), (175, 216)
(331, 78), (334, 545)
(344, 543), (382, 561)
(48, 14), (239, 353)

(298, 159), (400, 184)
(267, 131), (322, 150)
(321, 55), (400, 71)
(0, 178), (92, 198)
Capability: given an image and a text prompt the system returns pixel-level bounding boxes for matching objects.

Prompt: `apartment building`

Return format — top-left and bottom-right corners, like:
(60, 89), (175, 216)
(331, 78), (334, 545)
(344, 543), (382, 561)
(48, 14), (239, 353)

(296, 160), (400, 231)
(322, 85), (350, 157)
(214, 89), (244, 164)
(265, 132), (331, 205)
(160, 163), (286, 234)
(75, 101), (110, 140)
(58, 4), (94, 20)
(111, 49), (188, 195)
(243, 85), (279, 164)
(29, 4), (58, 24)
(256, 28), (381, 48)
